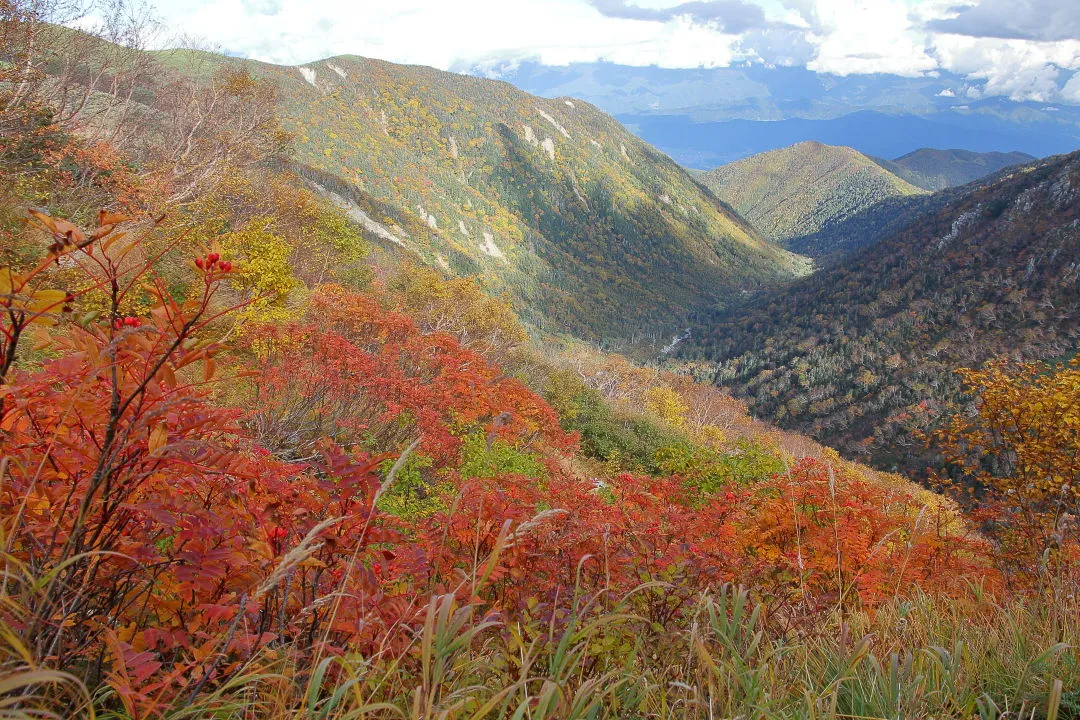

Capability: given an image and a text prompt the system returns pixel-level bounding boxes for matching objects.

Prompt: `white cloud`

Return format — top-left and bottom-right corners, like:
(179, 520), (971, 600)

(153, 0), (740, 69)
(928, 0), (1080, 42)
(1063, 71), (1080, 103)
(146, 0), (1080, 104)
(931, 34), (1080, 101)
(803, 0), (937, 76)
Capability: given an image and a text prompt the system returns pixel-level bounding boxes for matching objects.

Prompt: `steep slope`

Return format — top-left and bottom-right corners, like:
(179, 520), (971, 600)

(698, 141), (928, 248)
(781, 155), (1039, 263)
(874, 148), (1036, 191)
(683, 151), (1080, 472)
(181, 53), (807, 343)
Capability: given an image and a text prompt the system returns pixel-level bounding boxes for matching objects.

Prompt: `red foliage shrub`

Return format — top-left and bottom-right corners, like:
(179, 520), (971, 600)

(0, 213), (998, 713)
(244, 284), (573, 465)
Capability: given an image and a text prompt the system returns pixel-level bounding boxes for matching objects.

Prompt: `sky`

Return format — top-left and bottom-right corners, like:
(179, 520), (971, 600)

(145, 0), (1080, 103)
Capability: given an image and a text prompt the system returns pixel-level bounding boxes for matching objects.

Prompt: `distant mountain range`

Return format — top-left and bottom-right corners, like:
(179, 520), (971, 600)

(875, 149), (1036, 191)
(493, 62), (1080, 168)
(615, 110), (1077, 169)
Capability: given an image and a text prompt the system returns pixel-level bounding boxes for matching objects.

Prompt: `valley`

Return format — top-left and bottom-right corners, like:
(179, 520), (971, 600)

(210, 52), (808, 344)
(1, 5), (1078, 717)
(685, 150), (1080, 474)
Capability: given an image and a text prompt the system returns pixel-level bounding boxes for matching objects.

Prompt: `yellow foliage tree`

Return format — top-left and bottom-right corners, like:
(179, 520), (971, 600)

(221, 217), (301, 323)
(388, 264), (526, 364)
(645, 385), (689, 430)
(933, 358), (1079, 567)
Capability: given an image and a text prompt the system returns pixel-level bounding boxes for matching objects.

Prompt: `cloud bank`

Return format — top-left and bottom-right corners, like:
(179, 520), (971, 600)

(148, 0), (1080, 104)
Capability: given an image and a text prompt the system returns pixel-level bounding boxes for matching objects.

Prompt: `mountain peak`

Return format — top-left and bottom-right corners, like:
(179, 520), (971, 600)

(698, 142), (926, 248)
(876, 148), (1037, 190)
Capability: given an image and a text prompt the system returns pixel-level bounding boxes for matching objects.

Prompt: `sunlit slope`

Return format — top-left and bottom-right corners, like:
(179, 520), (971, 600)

(206, 54), (809, 341)
(699, 141), (928, 250)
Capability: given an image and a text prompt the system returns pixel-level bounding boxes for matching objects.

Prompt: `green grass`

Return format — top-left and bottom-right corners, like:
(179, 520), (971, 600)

(7, 579), (1073, 719)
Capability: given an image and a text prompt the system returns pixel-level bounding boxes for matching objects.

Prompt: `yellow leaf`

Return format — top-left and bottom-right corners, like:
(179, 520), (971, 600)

(148, 423), (168, 455)
(0, 268), (20, 295)
(27, 289), (68, 313)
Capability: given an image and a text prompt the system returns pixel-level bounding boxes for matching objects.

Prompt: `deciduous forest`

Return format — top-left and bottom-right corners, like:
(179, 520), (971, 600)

(0, 1), (1077, 717)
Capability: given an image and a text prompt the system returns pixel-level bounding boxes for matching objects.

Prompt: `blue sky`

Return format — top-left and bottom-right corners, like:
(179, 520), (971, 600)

(143, 0), (1080, 103)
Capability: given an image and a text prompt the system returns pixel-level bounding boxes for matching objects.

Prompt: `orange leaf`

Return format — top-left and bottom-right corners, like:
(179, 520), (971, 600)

(98, 210), (131, 226)
(148, 423), (168, 455)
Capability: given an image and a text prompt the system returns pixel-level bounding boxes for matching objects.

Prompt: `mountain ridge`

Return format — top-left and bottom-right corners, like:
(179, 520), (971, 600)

(697, 141), (928, 249)
(683, 150), (1080, 472)
(497, 62), (1080, 168)
(162, 49), (808, 343)
(873, 148), (1036, 191)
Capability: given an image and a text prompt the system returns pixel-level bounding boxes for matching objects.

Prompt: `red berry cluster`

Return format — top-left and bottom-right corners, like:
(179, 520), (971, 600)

(194, 252), (232, 273)
(113, 316), (142, 329)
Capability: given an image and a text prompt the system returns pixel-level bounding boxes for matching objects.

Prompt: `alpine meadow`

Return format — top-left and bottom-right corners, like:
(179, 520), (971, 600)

(0, 0), (1077, 718)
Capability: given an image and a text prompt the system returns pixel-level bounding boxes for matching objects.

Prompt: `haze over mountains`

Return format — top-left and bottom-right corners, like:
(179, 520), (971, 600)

(496, 63), (1080, 167)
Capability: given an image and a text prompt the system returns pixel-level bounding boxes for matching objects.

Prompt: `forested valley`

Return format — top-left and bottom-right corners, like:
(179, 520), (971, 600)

(0, 2), (1076, 717)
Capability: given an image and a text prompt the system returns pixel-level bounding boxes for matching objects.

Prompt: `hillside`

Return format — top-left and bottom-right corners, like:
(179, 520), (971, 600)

(684, 151), (1080, 472)
(179, 52), (807, 343)
(779, 154), (1035, 262)
(875, 148), (1036, 191)
(697, 141), (928, 248)
(3, 6), (1079, 717)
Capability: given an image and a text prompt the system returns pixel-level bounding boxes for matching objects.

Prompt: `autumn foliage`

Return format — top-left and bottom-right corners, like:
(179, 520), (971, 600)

(1, 17), (1076, 712)
(0, 209), (1021, 715)
(931, 359), (1080, 578)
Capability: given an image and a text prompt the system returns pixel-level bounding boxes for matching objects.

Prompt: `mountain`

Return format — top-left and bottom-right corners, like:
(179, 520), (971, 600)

(779, 191), (952, 262)
(874, 148), (1036, 191)
(697, 141), (928, 247)
(616, 109), (1079, 169)
(682, 151), (1080, 472)
(766, 150), (1037, 262)
(494, 62), (1080, 168)
(152, 51), (807, 343)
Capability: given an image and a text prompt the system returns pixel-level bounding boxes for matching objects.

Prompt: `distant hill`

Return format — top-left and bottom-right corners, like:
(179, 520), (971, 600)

(874, 148), (1035, 191)
(615, 110), (1080, 169)
(683, 151), (1080, 473)
(190, 54), (809, 343)
(697, 141), (927, 246)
